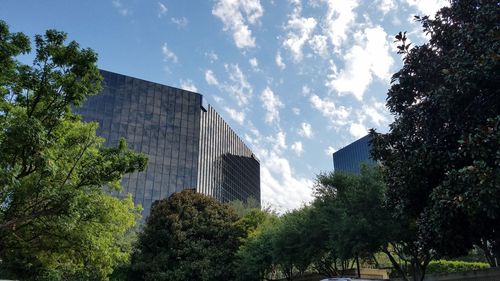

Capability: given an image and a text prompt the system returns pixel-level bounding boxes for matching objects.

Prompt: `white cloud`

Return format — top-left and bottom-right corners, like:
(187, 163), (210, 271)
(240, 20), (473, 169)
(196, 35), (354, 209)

(349, 122), (368, 138)
(161, 43), (178, 63)
(326, 26), (394, 101)
(245, 130), (313, 212)
(291, 141), (304, 156)
(325, 146), (336, 156)
(292, 107), (300, 115)
(260, 86), (283, 125)
(205, 70), (219, 86)
(249, 57), (259, 69)
(406, 0), (448, 18)
(222, 64), (252, 106)
(207, 64), (253, 110)
(213, 95), (224, 103)
(308, 34), (329, 57)
(275, 51), (286, 70)
(350, 100), (392, 134)
(302, 85), (311, 96)
(171, 17), (189, 28)
(212, 0), (263, 48)
(224, 107), (245, 125)
(298, 122), (313, 139)
(270, 131), (287, 152)
(112, 0), (129, 16)
(361, 101), (389, 127)
(158, 2), (167, 18)
(309, 94), (351, 127)
(323, 0), (359, 50)
(259, 158), (313, 212)
(205, 51), (219, 63)
(378, 0), (396, 14)
(283, 1), (317, 62)
(180, 79), (198, 92)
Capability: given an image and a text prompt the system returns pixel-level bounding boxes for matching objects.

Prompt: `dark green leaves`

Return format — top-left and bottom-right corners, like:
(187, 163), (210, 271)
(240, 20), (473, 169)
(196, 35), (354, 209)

(131, 190), (242, 281)
(371, 0), (500, 272)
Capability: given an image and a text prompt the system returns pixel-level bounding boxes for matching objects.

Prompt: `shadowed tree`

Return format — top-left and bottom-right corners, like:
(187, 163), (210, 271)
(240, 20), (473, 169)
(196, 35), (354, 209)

(370, 0), (499, 279)
(130, 190), (243, 281)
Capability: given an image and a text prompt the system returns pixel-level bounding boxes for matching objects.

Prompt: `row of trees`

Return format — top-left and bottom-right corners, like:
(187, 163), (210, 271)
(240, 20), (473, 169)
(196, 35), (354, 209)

(234, 165), (440, 281)
(236, 166), (392, 281)
(124, 171), (389, 281)
(115, 160), (496, 281)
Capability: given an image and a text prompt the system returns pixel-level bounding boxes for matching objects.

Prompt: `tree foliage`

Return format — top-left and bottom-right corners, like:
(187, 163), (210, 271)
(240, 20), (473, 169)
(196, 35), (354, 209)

(130, 190), (243, 281)
(0, 21), (147, 280)
(235, 165), (393, 281)
(226, 196), (260, 218)
(314, 165), (399, 277)
(370, 0), (500, 278)
(272, 207), (316, 280)
(235, 209), (279, 281)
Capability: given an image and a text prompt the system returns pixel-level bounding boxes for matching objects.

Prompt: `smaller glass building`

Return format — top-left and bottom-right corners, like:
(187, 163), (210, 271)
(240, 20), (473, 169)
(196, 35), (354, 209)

(332, 135), (376, 174)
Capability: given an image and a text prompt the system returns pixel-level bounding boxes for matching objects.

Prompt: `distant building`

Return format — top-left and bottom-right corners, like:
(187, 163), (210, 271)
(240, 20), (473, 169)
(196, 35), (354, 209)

(332, 135), (376, 174)
(76, 70), (260, 216)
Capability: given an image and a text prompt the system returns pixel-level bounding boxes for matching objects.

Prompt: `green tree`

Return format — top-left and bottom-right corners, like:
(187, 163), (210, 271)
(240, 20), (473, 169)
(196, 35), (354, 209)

(314, 165), (399, 278)
(272, 207), (315, 280)
(226, 196), (260, 218)
(370, 0), (499, 276)
(130, 190), (243, 281)
(0, 21), (147, 280)
(236, 208), (269, 237)
(236, 210), (279, 281)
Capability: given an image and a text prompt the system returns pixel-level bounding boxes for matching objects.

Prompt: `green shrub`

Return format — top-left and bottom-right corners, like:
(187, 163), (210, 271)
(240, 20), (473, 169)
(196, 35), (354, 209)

(427, 260), (490, 274)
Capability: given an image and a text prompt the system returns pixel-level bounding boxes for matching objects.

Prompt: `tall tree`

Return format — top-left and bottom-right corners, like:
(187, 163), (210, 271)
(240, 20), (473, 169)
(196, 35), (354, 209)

(130, 190), (243, 281)
(272, 207), (317, 280)
(235, 210), (279, 281)
(0, 21), (147, 280)
(370, 0), (499, 277)
(314, 165), (403, 278)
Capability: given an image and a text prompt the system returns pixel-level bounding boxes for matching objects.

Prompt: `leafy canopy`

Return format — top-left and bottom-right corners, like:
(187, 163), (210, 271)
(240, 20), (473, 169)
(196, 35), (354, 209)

(0, 21), (147, 280)
(370, 0), (500, 277)
(130, 190), (243, 281)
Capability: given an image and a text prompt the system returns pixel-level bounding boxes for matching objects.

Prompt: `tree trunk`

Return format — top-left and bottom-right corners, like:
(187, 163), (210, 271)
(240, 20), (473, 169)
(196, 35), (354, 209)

(382, 248), (409, 281)
(356, 255), (361, 278)
(492, 243), (500, 267)
(478, 240), (496, 267)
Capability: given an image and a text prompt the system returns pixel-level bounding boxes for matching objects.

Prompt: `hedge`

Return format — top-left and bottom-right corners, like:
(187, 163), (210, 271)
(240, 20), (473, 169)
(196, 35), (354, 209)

(427, 260), (490, 274)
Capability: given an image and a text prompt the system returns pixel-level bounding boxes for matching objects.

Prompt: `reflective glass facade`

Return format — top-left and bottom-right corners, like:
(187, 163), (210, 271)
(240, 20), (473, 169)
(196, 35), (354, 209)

(76, 70), (260, 216)
(197, 106), (260, 204)
(332, 135), (376, 174)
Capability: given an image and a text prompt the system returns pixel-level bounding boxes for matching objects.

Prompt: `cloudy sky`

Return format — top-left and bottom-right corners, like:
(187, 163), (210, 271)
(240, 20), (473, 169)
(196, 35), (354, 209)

(2, 0), (448, 212)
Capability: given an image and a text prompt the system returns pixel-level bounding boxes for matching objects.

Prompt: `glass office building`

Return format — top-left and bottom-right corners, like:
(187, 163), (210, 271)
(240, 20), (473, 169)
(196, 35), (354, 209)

(332, 135), (376, 174)
(197, 105), (260, 203)
(76, 70), (260, 216)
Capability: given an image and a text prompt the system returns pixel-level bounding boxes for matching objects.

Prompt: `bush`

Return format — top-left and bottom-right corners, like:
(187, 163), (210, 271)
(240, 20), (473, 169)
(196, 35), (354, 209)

(427, 260), (490, 274)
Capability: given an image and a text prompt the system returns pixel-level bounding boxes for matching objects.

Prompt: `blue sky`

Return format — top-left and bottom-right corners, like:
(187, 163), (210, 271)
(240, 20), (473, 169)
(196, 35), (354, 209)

(1, 0), (448, 212)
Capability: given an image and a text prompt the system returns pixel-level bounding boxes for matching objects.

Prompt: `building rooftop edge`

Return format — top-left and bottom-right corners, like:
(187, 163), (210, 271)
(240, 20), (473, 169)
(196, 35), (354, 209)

(333, 134), (371, 156)
(99, 69), (202, 97)
(99, 69), (260, 163)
